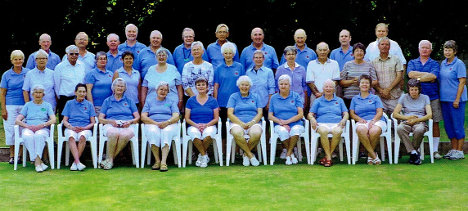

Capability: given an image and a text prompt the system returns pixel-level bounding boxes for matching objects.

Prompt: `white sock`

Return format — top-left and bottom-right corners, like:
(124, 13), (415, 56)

(411, 150), (417, 154)
(433, 137), (440, 152)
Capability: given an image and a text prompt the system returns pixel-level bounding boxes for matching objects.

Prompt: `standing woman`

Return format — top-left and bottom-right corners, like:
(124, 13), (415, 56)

(113, 51), (141, 110)
(85, 51), (113, 115)
(439, 40), (467, 160)
(1, 50), (30, 164)
(182, 41), (215, 97)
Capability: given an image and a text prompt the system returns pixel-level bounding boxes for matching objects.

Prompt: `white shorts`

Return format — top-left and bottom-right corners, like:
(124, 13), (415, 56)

(64, 129), (92, 141)
(187, 125), (217, 140)
(102, 124), (134, 138)
(229, 123), (262, 135)
(356, 120), (387, 132)
(274, 125), (305, 141)
(144, 124), (179, 148)
(316, 123), (340, 131)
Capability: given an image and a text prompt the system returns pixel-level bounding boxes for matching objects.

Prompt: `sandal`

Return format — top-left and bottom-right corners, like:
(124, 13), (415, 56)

(152, 161), (161, 170)
(323, 159), (332, 167)
(100, 160), (113, 170)
(160, 164), (168, 172)
(372, 155), (381, 165)
(367, 157), (373, 165)
(319, 157), (327, 165)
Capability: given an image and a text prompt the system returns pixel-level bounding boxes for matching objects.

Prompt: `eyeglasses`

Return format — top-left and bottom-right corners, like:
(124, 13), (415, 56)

(68, 53), (79, 56)
(36, 57), (47, 60)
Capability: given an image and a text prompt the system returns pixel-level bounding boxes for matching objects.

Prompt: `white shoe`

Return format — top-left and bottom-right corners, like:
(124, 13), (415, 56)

(77, 162), (86, 171)
(250, 156), (260, 166)
(35, 165), (43, 173)
(205, 155), (210, 163)
(285, 156), (292, 165)
(200, 156), (208, 168)
(290, 154), (298, 164)
(242, 155), (250, 166)
(195, 154), (202, 167)
(41, 163), (48, 171)
(70, 163), (78, 171)
(433, 151), (442, 160)
(280, 149), (287, 159)
(443, 150), (454, 159)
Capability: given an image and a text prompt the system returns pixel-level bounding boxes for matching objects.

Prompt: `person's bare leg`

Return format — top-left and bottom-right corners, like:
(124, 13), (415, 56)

(457, 138), (465, 151)
(192, 138), (206, 155)
(202, 136), (214, 153)
(329, 127), (343, 159)
(232, 127), (253, 157)
(77, 136), (87, 157)
(247, 127), (262, 151)
(151, 144), (161, 164)
(450, 138), (457, 150)
(287, 135), (299, 156)
(369, 126), (382, 158)
(161, 144), (170, 165)
(356, 126), (376, 159)
(68, 137), (80, 163)
(318, 127), (331, 159)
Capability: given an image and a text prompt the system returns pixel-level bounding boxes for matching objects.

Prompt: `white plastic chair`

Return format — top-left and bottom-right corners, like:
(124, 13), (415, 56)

(98, 123), (139, 168)
(310, 120), (351, 165)
(269, 118), (310, 165)
(351, 113), (393, 164)
(391, 114), (434, 164)
(182, 119), (223, 167)
(13, 124), (55, 170)
(57, 120), (98, 169)
(141, 121), (182, 168)
(225, 117), (267, 166)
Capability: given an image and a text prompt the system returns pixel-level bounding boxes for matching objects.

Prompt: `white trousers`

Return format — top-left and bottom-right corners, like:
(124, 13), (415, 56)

(145, 124), (178, 148)
(3, 105), (23, 145)
(22, 128), (49, 161)
(65, 129), (92, 141)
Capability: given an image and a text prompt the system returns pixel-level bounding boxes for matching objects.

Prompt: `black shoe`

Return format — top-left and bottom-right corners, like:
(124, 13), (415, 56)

(359, 152), (367, 159)
(409, 153), (417, 164)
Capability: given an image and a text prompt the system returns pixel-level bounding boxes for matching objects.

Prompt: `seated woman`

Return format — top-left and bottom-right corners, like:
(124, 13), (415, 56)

(185, 77), (219, 168)
(308, 79), (349, 167)
(350, 75), (386, 165)
(226, 76), (262, 166)
(61, 83), (96, 171)
(269, 74), (304, 165)
(141, 81), (180, 172)
(393, 79), (432, 165)
(98, 78), (140, 170)
(15, 85), (56, 172)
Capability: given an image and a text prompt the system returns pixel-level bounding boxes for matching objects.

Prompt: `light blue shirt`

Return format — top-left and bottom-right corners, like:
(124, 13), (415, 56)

(22, 68), (56, 109)
(100, 95), (138, 120)
(240, 43), (279, 70)
(206, 40), (240, 68)
(142, 97), (179, 122)
(330, 46), (354, 71)
(85, 68), (113, 106)
(143, 64), (181, 104)
(173, 44), (209, 74)
(226, 92), (261, 123)
(269, 91), (304, 127)
(439, 57), (467, 102)
(134, 47), (175, 78)
(20, 101), (54, 126)
(118, 41), (146, 57)
(279, 44), (317, 68)
(245, 66), (275, 108)
(350, 93), (385, 121)
(214, 62), (245, 107)
(310, 95), (348, 123)
(0, 67), (30, 105)
(62, 99), (96, 127)
(26, 50), (61, 70)
(275, 63), (307, 98)
(115, 67), (140, 104)
(106, 51), (123, 73)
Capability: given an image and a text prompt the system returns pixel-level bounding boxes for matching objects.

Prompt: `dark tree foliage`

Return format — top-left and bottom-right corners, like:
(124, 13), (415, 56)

(1, 0), (466, 70)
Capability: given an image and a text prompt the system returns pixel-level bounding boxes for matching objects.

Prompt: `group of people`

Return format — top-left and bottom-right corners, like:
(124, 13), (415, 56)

(1, 22), (466, 172)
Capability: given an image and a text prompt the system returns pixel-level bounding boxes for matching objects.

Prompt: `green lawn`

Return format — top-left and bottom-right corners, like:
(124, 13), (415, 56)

(1, 157), (467, 210)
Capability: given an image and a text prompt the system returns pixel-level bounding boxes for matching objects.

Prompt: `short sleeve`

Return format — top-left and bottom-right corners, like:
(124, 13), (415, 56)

(185, 97), (195, 110)
(209, 97), (219, 109)
(226, 93), (236, 108)
(170, 100), (179, 113)
(0, 72), (8, 88)
(88, 103), (96, 117)
(294, 93), (303, 108)
(456, 61), (467, 78)
(61, 101), (71, 117)
(397, 94), (406, 105)
(310, 99), (319, 113)
(349, 97), (356, 111)
(20, 103), (29, 116)
(46, 103), (54, 116)
(339, 98), (348, 112)
(423, 95), (430, 105)
(84, 71), (96, 84)
(128, 98), (138, 113)
(374, 96), (384, 109)
(100, 98), (110, 115)
(142, 101), (150, 113)
(254, 94), (262, 109)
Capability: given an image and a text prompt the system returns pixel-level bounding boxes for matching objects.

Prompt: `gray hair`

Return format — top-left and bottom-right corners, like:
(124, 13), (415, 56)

(443, 40), (458, 52)
(111, 78), (127, 93)
(182, 27), (194, 37)
(377, 37), (390, 45)
(278, 74), (291, 84)
(191, 41), (204, 50)
(236, 75), (252, 87)
(35, 49), (49, 59)
(95, 51), (107, 60)
(221, 42), (236, 55)
(65, 45), (79, 54)
(216, 24), (229, 33)
(322, 79), (336, 89)
(10, 50), (25, 61)
(150, 30), (163, 39)
(375, 23), (389, 31)
(156, 81), (169, 91)
(283, 46), (297, 56)
(253, 50), (264, 58)
(125, 24), (138, 33)
(418, 40), (432, 50)
(107, 33), (120, 42)
(156, 47), (169, 57)
(32, 84), (45, 92)
(316, 42), (329, 51)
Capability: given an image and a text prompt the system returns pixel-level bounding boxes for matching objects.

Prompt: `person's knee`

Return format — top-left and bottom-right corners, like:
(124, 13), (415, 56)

(331, 127), (342, 136)
(249, 126), (262, 137)
(356, 126), (368, 135)
(230, 127), (244, 137)
(317, 126), (329, 135)
(369, 127), (382, 136)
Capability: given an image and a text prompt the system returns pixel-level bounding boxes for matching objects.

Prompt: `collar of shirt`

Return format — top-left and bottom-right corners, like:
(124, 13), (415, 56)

(314, 58), (332, 64)
(378, 54), (393, 61)
(118, 67), (138, 75)
(249, 42), (265, 51)
(240, 92), (252, 99)
(442, 56), (458, 66)
(107, 51), (122, 58)
(295, 44), (309, 53)
(110, 95), (127, 103)
(73, 98), (87, 105)
(247, 66), (265, 73)
(356, 92), (372, 100)
(93, 68), (111, 74)
(274, 91), (294, 100)
(8, 67), (28, 75)
(339, 46), (353, 54)
(282, 62), (300, 69)
(320, 94), (338, 102)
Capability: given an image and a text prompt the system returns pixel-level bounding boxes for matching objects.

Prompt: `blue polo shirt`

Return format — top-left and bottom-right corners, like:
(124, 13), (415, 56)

(206, 40), (240, 68)
(26, 50), (61, 70)
(407, 57), (440, 100)
(62, 99), (96, 127)
(350, 93), (385, 121)
(269, 91), (304, 127)
(245, 66), (275, 108)
(330, 46), (354, 71)
(115, 67), (140, 104)
(20, 101), (54, 126)
(142, 64), (181, 104)
(279, 44), (317, 68)
(100, 95), (138, 120)
(133, 47), (175, 78)
(214, 62), (245, 107)
(85, 68), (113, 106)
(226, 92), (261, 123)
(173, 44), (209, 74)
(0, 67), (29, 105)
(439, 57), (467, 102)
(118, 41), (146, 57)
(310, 95), (348, 123)
(142, 97), (178, 122)
(240, 43), (279, 70)
(186, 96), (219, 124)
(106, 51), (123, 73)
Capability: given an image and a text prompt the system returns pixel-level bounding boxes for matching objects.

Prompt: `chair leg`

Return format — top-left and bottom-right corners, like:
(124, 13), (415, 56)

(256, 144), (262, 163)
(386, 136), (393, 164)
(57, 140), (63, 169)
(310, 134), (318, 165)
(380, 138), (385, 162)
(226, 137), (232, 166)
(182, 141), (187, 168)
(215, 138), (223, 166)
(176, 140), (182, 168)
(297, 139), (303, 161)
(428, 136), (434, 163)
(188, 141), (193, 165)
(172, 142), (178, 165)
(48, 141), (55, 169)
(65, 142), (70, 166)
(339, 139), (344, 162)
(304, 134), (310, 165)
(14, 142), (21, 170)
(141, 140), (147, 168)
(394, 137), (400, 164)
(90, 140), (97, 168)
(345, 136), (351, 165)
(270, 138), (277, 165)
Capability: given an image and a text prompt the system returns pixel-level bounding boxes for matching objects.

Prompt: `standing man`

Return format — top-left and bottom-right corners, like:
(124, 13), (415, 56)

(54, 45), (86, 121)
(26, 33), (61, 70)
(106, 33), (123, 72)
(134, 30), (175, 78)
(64, 32), (95, 72)
(365, 23), (406, 66)
(206, 23), (240, 69)
(240, 27), (279, 71)
(407, 40), (442, 159)
(371, 37), (403, 116)
(330, 29), (354, 71)
(118, 24), (146, 57)
(280, 29), (317, 68)
(173, 28), (208, 74)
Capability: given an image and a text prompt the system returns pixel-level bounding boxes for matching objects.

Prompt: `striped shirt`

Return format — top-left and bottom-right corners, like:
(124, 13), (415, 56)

(340, 61), (377, 100)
